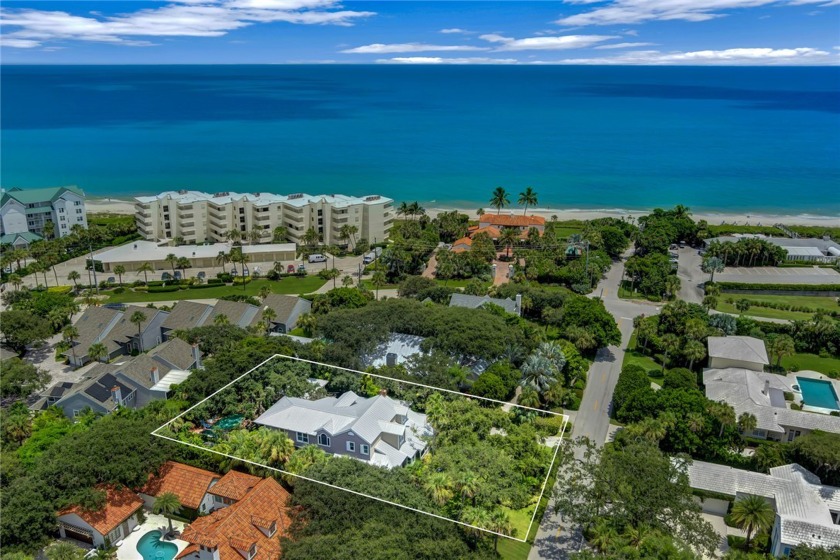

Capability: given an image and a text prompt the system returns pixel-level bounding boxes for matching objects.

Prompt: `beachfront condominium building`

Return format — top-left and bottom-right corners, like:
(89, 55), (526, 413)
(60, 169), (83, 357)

(1, 186), (87, 246)
(134, 190), (394, 246)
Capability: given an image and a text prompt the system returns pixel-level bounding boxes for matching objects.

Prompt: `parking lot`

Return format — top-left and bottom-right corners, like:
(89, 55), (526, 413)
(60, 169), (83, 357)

(715, 266), (840, 285)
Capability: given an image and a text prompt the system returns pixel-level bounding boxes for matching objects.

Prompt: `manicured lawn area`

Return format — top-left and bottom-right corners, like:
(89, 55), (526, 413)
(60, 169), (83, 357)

(782, 353), (840, 376)
(500, 504), (535, 542)
(623, 330), (663, 378)
(104, 277), (327, 303)
(435, 278), (492, 289)
(618, 281), (661, 302)
(497, 537), (531, 560)
(717, 294), (839, 322)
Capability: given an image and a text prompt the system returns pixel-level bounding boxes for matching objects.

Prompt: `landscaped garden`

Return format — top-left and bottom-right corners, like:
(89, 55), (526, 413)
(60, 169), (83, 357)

(716, 294), (840, 322)
(102, 276), (326, 303)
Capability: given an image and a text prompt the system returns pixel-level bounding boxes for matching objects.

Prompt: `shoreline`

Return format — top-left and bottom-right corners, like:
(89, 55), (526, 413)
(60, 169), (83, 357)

(87, 197), (840, 228)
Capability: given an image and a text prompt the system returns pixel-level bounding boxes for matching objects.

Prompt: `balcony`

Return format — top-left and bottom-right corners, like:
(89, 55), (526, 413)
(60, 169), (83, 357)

(179, 213), (194, 220)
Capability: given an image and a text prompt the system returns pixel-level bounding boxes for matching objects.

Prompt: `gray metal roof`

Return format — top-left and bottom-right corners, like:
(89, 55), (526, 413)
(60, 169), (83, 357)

(207, 300), (259, 328)
(253, 294), (310, 327)
(160, 301), (214, 332)
(707, 336), (769, 365)
(448, 293), (517, 314)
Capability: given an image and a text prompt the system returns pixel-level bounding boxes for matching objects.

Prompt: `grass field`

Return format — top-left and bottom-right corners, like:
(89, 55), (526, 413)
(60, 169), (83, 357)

(716, 294), (838, 322)
(781, 353), (840, 376)
(104, 277), (326, 303)
(623, 330), (664, 378)
(618, 281), (661, 302)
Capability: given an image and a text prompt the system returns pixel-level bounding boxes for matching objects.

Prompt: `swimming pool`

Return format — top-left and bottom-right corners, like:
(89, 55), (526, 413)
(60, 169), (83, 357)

(136, 530), (178, 560)
(797, 377), (840, 411)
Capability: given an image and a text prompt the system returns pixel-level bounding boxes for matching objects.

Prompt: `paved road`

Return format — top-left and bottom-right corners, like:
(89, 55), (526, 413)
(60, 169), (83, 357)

(528, 252), (659, 560)
(677, 246), (705, 304)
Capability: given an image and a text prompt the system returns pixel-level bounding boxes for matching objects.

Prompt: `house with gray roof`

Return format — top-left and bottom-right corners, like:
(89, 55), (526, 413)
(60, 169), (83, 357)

(46, 338), (200, 418)
(160, 301), (214, 339)
(206, 300), (259, 328)
(255, 391), (432, 469)
(448, 293), (521, 316)
(707, 336), (769, 372)
(67, 305), (169, 367)
(681, 459), (840, 557)
(253, 294), (311, 334)
(703, 368), (840, 441)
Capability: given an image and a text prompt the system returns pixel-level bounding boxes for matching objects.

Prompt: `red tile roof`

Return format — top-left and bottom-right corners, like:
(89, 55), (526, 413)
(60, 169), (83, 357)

(479, 214), (545, 228)
(452, 237), (472, 247)
(209, 471), (262, 502)
(58, 485), (143, 536)
(470, 226), (501, 239)
(178, 478), (290, 560)
(142, 461), (219, 510)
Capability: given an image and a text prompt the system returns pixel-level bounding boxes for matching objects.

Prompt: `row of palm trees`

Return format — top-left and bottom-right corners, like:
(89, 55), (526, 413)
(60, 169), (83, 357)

(396, 201), (426, 221)
(488, 186), (538, 215)
(224, 225), (287, 246)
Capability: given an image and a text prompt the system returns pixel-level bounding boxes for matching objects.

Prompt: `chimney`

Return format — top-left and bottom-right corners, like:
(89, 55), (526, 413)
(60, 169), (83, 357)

(111, 386), (122, 406)
(379, 388), (388, 397)
(151, 367), (160, 384)
(192, 343), (202, 369)
(515, 293), (522, 316)
(763, 379), (770, 396)
(385, 352), (397, 367)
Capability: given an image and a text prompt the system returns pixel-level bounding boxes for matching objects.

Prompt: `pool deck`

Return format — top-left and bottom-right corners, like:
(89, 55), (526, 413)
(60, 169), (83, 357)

(116, 513), (189, 560)
(788, 370), (840, 414)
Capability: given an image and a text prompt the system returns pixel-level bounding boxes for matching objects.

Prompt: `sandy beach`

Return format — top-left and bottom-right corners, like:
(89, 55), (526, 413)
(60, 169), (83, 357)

(88, 197), (839, 228)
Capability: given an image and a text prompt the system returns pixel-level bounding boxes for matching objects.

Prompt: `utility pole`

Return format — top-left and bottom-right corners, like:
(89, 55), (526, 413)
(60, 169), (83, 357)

(89, 239), (99, 294)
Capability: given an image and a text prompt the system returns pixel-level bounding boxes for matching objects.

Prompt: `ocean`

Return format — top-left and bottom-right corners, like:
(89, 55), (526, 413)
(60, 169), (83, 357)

(2, 65), (839, 215)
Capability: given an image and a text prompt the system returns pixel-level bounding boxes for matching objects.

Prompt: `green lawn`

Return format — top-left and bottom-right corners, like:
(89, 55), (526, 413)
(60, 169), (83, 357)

(782, 353), (840, 376)
(717, 294), (839, 322)
(623, 330), (663, 377)
(435, 278), (492, 289)
(104, 277), (326, 303)
(618, 281), (661, 302)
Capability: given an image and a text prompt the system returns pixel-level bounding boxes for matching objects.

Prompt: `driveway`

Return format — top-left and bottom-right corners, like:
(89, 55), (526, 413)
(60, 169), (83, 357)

(677, 246), (706, 304)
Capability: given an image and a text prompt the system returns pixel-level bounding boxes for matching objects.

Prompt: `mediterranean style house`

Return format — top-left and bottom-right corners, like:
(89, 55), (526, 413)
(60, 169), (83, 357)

(134, 190), (393, 246)
(1, 186), (87, 245)
(255, 390), (432, 469)
(57, 485), (144, 547)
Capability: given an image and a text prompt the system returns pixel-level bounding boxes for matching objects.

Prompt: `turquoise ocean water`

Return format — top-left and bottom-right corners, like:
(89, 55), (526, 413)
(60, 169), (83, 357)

(2, 65), (839, 215)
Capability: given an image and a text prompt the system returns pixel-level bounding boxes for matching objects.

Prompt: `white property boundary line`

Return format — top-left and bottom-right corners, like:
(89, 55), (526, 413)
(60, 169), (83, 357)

(152, 354), (569, 543)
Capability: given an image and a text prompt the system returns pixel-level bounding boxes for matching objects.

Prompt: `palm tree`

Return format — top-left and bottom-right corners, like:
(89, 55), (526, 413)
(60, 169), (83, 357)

(214, 314), (230, 326)
(476, 207), (485, 217)
(708, 401), (736, 438)
(371, 270), (386, 300)
(130, 310), (147, 352)
(730, 494), (774, 549)
(259, 285), (271, 300)
(216, 251), (229, 274)
(153, 492), (182, 536)
(543, 381), (569, 408)
(736, 299), (751, 314)
(30, 261), (46, 287)
(9, 273), (22, 291)
(176, 257), (191, 279)
(590, 518), (620, 553)
(769, 334), (795, 369)
(137, 262), (154, 284)
(302, 227), (319, 247)
(687, 412), (705, 434)
(660, 333), (679, 369)
(737, 412), (758, 435)
(520, 354), (557, 393)
(423, 472), (453, 505)
(113, 265), (126, 286)
(63, 325), (79, 365)
(409, 201), (426, 221)
(499, 227), (518, 259)
(518, 186), (538, 215)
(455, 471), (481, 507)
(227, 229), (242, 245)
(88, 342), (108, 364)
(673, 204), (691, 219)
(165, 253), (178, 276)
(272, 226), (288, 243)
(683, 340), (706, 370)
(297, 313), (317, 336)
(489, 187), (510, 214)
(342, 275), (354, 287)
(664, 275), (680, 300)
(518, 385), (541, 409)
(701, 256), (725, 283)
(396, 202), (409, 220)
(488, 509), (514, 550)
(249, 226), (263, 245)
(253, 427), (295, 466)
(262, 306), (277, 333)
(45, 541), (86, 560)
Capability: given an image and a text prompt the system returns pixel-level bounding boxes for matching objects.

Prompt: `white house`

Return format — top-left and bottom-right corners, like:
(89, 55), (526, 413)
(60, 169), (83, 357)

(57, 485), (144, 548)
(707, 336), (769, 371)
(1, 186), (87, 243)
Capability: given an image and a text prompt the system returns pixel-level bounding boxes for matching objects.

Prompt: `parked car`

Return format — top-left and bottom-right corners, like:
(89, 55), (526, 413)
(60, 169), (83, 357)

(287, 264), (296, 274)
(230, 267), (238, 276)
(308, 253), (327, 263)
(679, 240), (686, 248)
(161, 272), (172, 281)
(197, 271), (206, 279)
(298, 264), (306, 274)
(174, 271), (182, 280)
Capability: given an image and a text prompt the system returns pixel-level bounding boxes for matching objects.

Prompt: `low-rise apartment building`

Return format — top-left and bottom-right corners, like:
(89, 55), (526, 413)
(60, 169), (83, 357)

(1, 186), (87, 244)
(134, 190), (393, 246)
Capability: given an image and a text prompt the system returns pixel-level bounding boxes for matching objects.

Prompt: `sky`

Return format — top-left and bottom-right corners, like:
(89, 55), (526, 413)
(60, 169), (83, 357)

(1, 0), (839, 65)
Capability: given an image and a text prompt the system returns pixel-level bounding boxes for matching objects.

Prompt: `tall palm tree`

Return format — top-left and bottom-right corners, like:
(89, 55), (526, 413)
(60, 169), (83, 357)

(88, 342), (108, 364)
(262, 306), (277, 333)
(253, 427), (295, 466)
(216, 251), (229, 274)
(137, 262), (154, 284)
(272, 226), (288, 243)
(130, 310), (147, 352)
(153, 492), (182, 536)
(683, 340), (706, 370)
(488, 509), (514, 550)
(673, 204), (691, 219)
(659, 334), (679, 369)
(302, 227), (319, 247)
(297, 313), (317, 337)
(227, 229), (242, 245)
(371, 270), (386, 300)
(63, 325), (79, 365)
(518, 386), (541, 409)
(708, 401), (736, 438)
(10, 273), (22, 291)
(249, 226), (263, 245)
(423, 472), (453, 505)
(455, 471), (481, 507)
(701, 256), (725, 283)
(590, 518), (620, 553)
(113, 265), (126, 286)
(259, 285), (271, 300)
(686, 412), (705, 434)
(45, 541), (86, 560)
(176, 257), (191, 279)
(489, 187), (510, 214)
(499, 227), (518, 259)
(518, 186), (538, 215)
(165, 253), (178, 276)
(737, 412), (758, 435)
(730, 494), (774, 549)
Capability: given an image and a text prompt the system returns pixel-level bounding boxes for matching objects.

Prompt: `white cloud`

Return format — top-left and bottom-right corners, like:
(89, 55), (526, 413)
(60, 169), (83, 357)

(0, 0), (374, 48)
(595, 41), (656, 49)
(439, 28), (470, 34)
(550, 46), (837, 65)
(556, 0), (839, 26)
(479, 33), (617, 50)
(341, 42), (489, 54)
(376, 56), (518, 64)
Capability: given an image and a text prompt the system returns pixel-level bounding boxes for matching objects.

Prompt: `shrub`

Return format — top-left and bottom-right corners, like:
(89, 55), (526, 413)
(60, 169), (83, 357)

(47, 286), (72, 294)
(217, 273), (233, 283)
(232, 276), (252, 285)
(187, 283), (218, 290)
(717, 282), (840, 292)
(207, 278), (223, 285)
(147, 281), (166, 287)
(113, 287), (125, 294)
(534, 414), (567, 437)
(148, 285), (181, 293)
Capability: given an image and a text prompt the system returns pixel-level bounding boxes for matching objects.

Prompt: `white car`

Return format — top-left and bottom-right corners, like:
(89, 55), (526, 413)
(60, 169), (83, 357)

(308, 254), (328, 263)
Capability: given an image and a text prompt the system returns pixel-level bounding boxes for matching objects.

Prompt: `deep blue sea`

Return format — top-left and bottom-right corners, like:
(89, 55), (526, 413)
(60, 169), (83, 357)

(2, 65), (839, 215)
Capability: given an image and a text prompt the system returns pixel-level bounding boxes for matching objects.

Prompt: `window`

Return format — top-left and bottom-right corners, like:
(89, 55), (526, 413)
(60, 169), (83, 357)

(268, 522), (277, 537)
(248, 545), (256, 560)
(296, 432), (309, 443)
(58, 208), (65, 213)
(74, 201), (81, 206)
(60, 216), (66, 222)
(107, 526), (122, 543)
(72, 409), (82, 418)
(346, 441), (355, 452)
(214, 495), (223, 503)
(361, 444), (369, 455)
(318, 433), (330, 447)
(76, 209), (83, 214)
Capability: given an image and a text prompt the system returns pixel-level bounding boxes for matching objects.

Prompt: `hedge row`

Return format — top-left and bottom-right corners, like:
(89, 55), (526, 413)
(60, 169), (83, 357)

(148, 285), (180, 293)
(715, 282), (840, 292)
